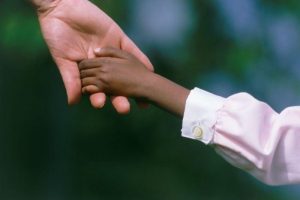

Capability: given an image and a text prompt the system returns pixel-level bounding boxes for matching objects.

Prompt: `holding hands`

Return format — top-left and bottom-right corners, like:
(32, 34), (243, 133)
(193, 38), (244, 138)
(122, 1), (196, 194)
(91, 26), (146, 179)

(31, 0), (189, 116)
(79, 48), (190, 117)
(79, 48), (152, 99)
(34, 0), (153, 113)
(30, 0), (300, 186)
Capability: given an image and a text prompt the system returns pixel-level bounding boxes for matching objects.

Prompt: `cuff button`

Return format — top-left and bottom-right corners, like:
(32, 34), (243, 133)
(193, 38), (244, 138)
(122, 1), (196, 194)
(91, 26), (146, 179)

(193, 126), (203, 140)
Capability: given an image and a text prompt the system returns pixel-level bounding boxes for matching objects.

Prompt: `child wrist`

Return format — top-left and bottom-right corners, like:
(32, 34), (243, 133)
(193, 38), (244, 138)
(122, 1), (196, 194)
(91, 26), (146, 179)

(140, 73), (160, 102)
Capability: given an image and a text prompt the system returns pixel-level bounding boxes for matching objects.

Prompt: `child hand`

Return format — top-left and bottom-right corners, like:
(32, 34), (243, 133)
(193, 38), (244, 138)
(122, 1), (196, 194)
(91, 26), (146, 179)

(79, 47), (153, 99)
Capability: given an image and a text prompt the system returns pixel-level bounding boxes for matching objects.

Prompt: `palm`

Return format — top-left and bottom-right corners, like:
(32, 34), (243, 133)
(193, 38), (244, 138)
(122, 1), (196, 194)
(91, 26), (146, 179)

(38, 0), (152, 112)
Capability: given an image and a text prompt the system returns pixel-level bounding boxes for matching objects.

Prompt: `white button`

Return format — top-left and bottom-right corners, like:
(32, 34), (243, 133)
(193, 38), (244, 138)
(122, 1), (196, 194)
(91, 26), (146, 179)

(193, 126), (203, 139)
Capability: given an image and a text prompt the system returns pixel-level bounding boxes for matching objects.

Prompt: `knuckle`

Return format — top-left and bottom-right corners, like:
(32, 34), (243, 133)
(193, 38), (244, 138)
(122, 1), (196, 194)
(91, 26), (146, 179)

(78, 60), (86, 69)
(80, 71), (85, 77)
(100, 73), (111, 84)
(104, 46), (115, 52)
(99, 64), (111, 74)
(99, 58), (111, 65)
(101, 73), (113, 87)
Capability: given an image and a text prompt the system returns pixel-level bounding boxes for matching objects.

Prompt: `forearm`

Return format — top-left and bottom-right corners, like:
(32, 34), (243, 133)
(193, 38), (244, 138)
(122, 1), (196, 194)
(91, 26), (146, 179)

(143, 73), (190, 117)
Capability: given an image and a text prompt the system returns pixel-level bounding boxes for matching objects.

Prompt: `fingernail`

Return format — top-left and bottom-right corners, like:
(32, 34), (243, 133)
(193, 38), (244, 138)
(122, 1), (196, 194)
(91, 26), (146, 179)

(94, 48), (102, 53)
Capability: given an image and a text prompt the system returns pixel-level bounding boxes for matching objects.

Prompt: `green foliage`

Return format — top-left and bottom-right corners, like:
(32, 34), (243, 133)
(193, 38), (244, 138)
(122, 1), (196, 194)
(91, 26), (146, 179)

(0, 0), (299, 199)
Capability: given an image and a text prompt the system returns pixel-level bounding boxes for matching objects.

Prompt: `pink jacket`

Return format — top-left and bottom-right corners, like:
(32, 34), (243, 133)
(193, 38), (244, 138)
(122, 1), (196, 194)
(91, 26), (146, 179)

(182, 88), (300, 185)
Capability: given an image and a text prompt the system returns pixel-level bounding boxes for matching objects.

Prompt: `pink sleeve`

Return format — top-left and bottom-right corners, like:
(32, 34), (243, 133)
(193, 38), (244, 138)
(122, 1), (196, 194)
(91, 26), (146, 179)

(182, 88), (300, 185)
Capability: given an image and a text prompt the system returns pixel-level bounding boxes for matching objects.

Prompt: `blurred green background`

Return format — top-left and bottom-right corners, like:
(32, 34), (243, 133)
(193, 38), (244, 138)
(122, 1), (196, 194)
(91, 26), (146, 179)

(0, 0), (300, 199)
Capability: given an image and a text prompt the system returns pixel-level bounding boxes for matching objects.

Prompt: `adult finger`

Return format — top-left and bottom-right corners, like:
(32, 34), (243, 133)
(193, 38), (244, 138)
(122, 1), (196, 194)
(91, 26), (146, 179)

(54, 58), (82, 105)
(90, 93), (107, 109)
(82, 85), (100, 94)
(111, 96), (131, 114)
(121, 35), (154, 71)
(93, 47), (130, 59)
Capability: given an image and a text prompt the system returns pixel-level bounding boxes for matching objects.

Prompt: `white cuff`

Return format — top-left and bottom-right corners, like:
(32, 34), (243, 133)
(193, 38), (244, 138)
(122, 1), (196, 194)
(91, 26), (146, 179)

(181, 88), (225, 144)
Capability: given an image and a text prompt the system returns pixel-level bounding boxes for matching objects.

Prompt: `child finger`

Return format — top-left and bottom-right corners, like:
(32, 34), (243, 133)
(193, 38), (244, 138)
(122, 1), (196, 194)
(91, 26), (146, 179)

(79, 59), (102, 70)
(80, 69), (97, 78)
(79, 57), (119, 70)
(81, 77), (97, 87)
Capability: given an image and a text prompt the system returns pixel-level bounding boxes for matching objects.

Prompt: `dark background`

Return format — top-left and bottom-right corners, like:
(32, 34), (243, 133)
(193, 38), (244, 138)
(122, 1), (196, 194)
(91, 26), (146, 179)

(0, 0), (300, 199)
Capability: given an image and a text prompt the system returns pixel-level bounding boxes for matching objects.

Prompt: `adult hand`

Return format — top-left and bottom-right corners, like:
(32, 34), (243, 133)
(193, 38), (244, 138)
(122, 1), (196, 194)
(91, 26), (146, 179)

(35, 0), (153, 113)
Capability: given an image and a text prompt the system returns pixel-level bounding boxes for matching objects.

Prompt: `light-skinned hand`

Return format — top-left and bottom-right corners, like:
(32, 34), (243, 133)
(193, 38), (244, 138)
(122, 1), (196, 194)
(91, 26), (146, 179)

(36, 0), (153, 113)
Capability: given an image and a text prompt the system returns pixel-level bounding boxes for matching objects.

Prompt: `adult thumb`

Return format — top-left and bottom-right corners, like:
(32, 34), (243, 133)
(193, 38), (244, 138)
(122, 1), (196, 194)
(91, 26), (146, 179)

(121, 35), (154, 71)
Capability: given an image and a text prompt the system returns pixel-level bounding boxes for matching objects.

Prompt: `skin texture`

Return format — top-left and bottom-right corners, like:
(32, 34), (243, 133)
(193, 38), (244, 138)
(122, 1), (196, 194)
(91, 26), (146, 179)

(79, 48), (190, 117)
(32, 0), (153, 113)
(30, 0), (57, 11)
